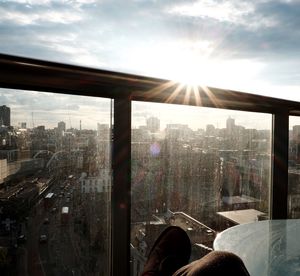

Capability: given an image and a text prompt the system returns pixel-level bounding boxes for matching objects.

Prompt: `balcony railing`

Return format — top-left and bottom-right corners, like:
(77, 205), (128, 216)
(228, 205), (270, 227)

(1, 53), (300, 275)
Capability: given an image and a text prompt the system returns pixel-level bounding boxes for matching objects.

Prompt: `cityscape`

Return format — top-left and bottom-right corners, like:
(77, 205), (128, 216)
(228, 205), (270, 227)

(0, 104), (111, 275)
(0, 100), (300, 275)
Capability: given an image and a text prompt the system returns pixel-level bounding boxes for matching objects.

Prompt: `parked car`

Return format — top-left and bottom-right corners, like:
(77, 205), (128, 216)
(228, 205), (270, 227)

(17, 234), (27, 244)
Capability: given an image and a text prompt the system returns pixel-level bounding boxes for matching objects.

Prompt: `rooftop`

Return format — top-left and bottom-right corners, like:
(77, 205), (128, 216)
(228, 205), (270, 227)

(217, 209), (266, 225)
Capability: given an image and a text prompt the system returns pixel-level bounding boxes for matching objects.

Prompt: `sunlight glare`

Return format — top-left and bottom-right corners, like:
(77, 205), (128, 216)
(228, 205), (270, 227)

(128, 42), (265, 92)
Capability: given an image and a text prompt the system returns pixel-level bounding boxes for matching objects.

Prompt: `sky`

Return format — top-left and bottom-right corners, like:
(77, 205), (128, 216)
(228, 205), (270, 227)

(1, 0), (300, 128)
(0, 88), (113, 129)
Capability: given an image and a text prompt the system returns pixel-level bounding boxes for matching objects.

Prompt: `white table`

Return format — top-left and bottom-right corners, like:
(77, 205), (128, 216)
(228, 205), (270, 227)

(214, 219), (300, 276)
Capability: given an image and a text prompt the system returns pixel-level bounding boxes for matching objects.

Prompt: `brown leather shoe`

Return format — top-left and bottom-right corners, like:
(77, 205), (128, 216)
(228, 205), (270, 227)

(141, 226), (191, 276)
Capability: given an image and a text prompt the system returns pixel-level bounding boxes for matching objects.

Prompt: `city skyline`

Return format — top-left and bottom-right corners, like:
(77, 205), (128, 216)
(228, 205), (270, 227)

(2, 89), (300, 131)
(0, 89), (275, 131)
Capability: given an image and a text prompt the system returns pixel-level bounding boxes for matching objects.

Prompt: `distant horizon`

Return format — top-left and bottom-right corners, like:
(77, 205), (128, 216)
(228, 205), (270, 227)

(1, 88), (300, 131)
(0, 89), (272, 131)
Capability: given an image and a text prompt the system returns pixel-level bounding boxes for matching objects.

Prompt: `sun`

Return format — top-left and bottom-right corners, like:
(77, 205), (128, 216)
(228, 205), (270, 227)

(128, 41), (264, 92)
(167, 58), (265, 93)
(169, 63), (209, 87)
(157, 49), (213, 87)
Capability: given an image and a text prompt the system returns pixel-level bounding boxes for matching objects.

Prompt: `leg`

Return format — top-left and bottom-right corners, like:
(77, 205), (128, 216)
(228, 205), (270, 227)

(173, 251), (250, 276)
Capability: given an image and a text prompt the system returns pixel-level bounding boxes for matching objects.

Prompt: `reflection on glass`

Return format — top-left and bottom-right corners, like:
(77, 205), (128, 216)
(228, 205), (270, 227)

(131, 102), (272, 276)
(0, 89), (111, 275)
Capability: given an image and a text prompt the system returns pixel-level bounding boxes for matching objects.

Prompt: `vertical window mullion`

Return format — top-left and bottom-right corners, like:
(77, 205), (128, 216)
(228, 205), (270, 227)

(272, 110), (289, 219)
(112, 97), (131, 276)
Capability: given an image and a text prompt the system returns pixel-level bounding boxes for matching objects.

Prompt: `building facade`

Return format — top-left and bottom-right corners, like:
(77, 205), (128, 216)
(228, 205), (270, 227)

(0, 105), (10, 127)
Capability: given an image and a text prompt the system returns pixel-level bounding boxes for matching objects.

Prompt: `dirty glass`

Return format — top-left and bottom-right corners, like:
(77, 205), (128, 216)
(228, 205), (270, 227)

(0, 88), (112, 276)
(130, 101), (272, 276)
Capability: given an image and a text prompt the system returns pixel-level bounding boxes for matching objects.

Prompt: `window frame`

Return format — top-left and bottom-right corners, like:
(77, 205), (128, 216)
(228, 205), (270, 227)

(0, 53), (297, 276)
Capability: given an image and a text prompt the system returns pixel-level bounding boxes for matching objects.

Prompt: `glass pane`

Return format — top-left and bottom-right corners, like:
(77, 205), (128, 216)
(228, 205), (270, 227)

(0, 88), (112, 275)
(288, 116), (300, 218)
(131, 101), (272, 275)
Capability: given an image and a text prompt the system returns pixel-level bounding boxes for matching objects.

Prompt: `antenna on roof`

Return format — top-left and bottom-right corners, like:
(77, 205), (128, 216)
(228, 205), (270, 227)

(31, 112), (35, 128)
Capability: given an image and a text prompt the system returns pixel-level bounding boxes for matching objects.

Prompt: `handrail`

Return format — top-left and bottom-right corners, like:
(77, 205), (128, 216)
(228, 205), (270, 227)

(1, 53), (300, 113)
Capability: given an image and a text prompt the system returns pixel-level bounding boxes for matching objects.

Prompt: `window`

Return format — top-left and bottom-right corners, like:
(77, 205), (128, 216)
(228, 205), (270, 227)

(0, 88), (112, 276)
(0, 54), (297, 276)
(289, 116), (300, 218)
(130, 101), (272, 275)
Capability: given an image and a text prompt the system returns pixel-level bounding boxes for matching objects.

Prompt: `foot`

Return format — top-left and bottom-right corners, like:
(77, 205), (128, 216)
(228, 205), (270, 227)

(141, 226), (191, 276)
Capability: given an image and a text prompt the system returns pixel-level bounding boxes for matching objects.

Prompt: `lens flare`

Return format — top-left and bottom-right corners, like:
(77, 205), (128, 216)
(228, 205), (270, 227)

(150, 142), (161, 156)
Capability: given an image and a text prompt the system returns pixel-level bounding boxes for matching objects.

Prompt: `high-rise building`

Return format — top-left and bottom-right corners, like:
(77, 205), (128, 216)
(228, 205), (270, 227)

(146, 117), (160, 133)
(226, 117), (235, 132)
(0, 105), (10, 126)
(21, 122), (26, 129)
(57, 121), (66, 134)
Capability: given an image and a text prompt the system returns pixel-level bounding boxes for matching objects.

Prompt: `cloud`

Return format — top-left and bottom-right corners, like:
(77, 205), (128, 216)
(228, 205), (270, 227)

(0, 5), (82, 25)
(0, 0), (98, 7)
(167, 0), (282, 33)
(1, 0), (51, 4)
(164, 0), (300, 57)
(0, 0), (300, 102)
(168, 0), (254, 24)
